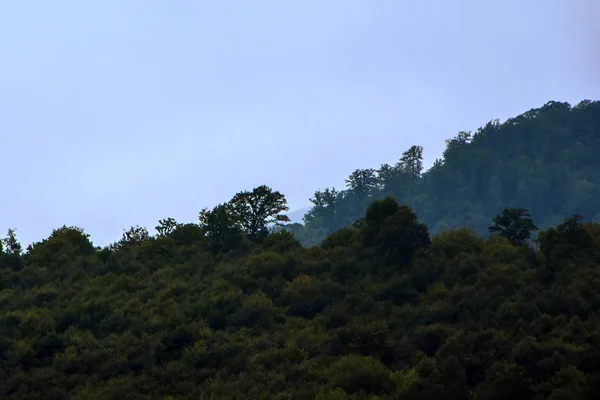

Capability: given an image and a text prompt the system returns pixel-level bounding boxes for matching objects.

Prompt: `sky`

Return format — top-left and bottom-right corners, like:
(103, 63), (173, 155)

(1, 0), (599, 248)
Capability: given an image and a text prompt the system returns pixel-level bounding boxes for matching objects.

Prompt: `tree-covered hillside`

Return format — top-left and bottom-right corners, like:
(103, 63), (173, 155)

(2, 192), (600, 398)
(287, 100), (600, 246)
(2, 99), (600, 399)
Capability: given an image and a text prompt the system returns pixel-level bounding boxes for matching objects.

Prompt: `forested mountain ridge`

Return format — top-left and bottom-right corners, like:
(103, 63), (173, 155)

(1, 99), (600, 398)
(286, 100), (600, 246)
(2, 195), (600, 398)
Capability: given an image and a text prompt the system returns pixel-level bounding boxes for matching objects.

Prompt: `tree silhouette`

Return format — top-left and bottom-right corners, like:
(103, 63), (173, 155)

(489, 208), (537, 245)
(199, 203), (244, 253)
(227, 185), (290, 242)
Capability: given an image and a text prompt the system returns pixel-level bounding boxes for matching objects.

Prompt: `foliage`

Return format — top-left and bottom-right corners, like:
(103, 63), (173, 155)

(227, 185), (290, 242)
(287, 100), (600, 246)
(155, 217), (181, 237)
(1, 100), (600, 398)
(489, 208), (538, 245)
(2, 228), (23, 255)
(2, 196), (600, 398)
(114, 225), (151, 249)
(199, 203), (244, 254)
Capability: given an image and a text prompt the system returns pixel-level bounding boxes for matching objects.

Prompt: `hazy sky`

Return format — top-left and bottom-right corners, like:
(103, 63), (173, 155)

(1, 0), (599, 247)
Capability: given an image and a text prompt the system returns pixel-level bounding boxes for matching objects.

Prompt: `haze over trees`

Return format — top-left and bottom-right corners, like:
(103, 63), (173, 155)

(287, 100), (600, 246)
(1, 99), (600, 398)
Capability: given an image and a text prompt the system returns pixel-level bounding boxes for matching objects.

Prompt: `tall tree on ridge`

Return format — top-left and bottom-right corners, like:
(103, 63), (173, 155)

(228, 185), (290, 242)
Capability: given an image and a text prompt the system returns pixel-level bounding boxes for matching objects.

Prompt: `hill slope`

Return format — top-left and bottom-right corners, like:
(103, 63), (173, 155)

(292, 100), (600, 246)
(1, 99), (600, 398)
(2, 196), (600, 398)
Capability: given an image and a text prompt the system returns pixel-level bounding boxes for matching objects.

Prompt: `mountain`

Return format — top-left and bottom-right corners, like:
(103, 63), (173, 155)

(2, 99), (600, 398)
(285, 206), (311, 224)
(291, 100), (600, 246)
(2, 196), (600, 398)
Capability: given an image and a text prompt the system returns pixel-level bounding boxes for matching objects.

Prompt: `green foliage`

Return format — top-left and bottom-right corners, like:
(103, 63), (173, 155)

(374, 205), (430, 264)
(292, 100), (600, 246)
(3, 198), (600, 398)
(24, 226), (95, 272)
(361, 197), (430, 265)
(1, 100), (600, 398)
(362, 196), (401, 246)
(168, 223), (208, 246)
(227, 185), (290, 242)
(114, 225), (151, 249)
(489, 208), (538, 245)
(326, 355), (393, 395)
(261, 230), (302, 253)
(199, 203), (245, 254)
(156, 217), (181, 236)
(321, 228), (359, 250)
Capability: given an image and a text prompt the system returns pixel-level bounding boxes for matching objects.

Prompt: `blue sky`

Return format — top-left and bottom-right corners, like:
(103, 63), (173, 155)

(1, 0), (599, 247)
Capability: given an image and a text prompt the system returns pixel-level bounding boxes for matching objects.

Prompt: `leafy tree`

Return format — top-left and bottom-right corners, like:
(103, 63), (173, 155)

(321, 227), (359, 250)
(155, 217), (181, 236)
(168, 223), (207, 246)
(556, 213), (586, 235)
(115, 225), (151, 248)
(0, 205), (599, 398)
(46, 226), (93, 250)
(476, 361), (533, 399)
(25, 226), (95, 268)
(227, 185), (290, 242)
(488, 208), (538, 245)
(360, 197), (430, 266)
(362, 196), (401, 246)
(2, 99), (600, 399)
(376, 205), (431, 264)
(327, 355), (393, 395)
(537, 213), (594, 281)
(199, 203), (244, 253)
(261, 230), (301, 253)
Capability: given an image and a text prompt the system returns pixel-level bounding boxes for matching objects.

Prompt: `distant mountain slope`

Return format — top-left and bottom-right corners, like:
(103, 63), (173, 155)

(286, 207), (311, 224)
(4, 101), (600, 399)
(291, 100), (600, 245)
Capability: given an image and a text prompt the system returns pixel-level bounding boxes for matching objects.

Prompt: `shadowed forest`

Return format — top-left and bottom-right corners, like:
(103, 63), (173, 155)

(1, 100), (600, 399)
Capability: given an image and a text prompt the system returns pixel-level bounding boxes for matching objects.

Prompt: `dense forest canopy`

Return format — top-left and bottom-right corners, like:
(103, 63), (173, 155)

(1, 99), (600, 399)
(285, 99), (600, 246)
